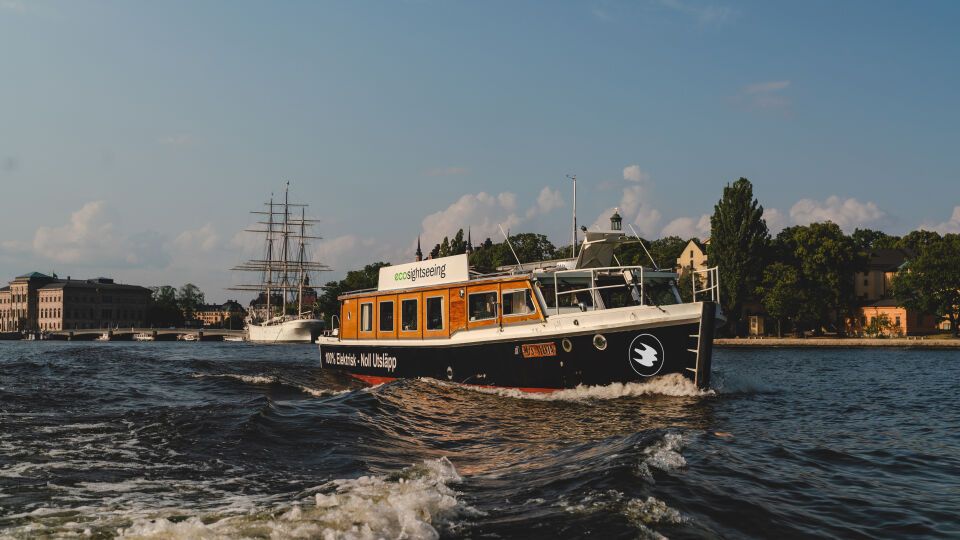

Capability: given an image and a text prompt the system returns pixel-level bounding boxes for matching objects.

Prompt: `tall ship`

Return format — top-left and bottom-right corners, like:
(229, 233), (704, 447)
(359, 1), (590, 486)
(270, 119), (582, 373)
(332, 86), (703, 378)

(317, 214), (723, 392)
(231, 184), (330, 343)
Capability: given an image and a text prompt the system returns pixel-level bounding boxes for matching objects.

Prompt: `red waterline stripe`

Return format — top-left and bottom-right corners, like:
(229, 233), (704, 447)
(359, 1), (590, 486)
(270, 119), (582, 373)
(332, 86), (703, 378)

(348, 373), (560, 394)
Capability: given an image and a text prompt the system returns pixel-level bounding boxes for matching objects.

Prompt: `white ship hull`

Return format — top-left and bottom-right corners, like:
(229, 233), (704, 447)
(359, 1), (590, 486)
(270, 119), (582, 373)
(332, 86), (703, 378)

(247, 318), (323, 343)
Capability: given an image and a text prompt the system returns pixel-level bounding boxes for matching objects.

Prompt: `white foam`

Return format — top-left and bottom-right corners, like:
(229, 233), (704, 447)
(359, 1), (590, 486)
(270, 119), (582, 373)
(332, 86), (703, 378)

(439, 373), (712, 401)
(190, 373), (277, 385)
(112, 457), (465, 540)
(635, 433), (686, 483)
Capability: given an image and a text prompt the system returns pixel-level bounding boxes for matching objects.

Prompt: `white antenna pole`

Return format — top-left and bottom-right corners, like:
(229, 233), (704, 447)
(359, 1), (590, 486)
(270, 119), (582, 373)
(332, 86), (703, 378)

(498, 224), (522, 271)
(567, 174), (577, 258)
(628, 223), (660, 270)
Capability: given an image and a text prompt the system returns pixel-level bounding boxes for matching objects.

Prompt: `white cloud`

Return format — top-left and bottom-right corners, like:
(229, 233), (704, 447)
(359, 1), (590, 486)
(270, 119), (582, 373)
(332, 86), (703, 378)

(623, 164), (649, 182)
(420, 192), (523, 250)
(591, 166), (661, 237)
(173, 223), (220, 253)
(426, 166), (468, 177)
(789, 196), (886, 232)
(763, 207), (787, 233)
(661, 214), (711, 239)
(921, 206), (960, 234)
(740, 80), (791, 110)
(657, 0), (736, 25)
(33, 201), (120, 264)
(526, 187), (564, 219)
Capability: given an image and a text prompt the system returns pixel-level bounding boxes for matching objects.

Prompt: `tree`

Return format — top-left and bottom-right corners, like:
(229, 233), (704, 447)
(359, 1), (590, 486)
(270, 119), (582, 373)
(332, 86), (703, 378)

(439, 237), (451, 258)
(450, 229), (465, 255)
(775, 223), (864, 335)
(317, 262), (391, 327)
(757, 262), (801, 337)
(893, 234), (960, 336)
(508, 233), (556, 264)
(898, 230), (941, 254)
(177, 284), (205, 320)
(429, 243), (441, 259)
(147, 285), (184, 327)
(649, 236), (689, 270)
(852, 228), (899, 251)
(708, 178), (770, 335)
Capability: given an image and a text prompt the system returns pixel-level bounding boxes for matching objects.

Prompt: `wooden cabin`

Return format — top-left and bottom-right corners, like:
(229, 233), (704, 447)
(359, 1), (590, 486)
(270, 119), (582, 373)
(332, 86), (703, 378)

(338, 275), (544, 340)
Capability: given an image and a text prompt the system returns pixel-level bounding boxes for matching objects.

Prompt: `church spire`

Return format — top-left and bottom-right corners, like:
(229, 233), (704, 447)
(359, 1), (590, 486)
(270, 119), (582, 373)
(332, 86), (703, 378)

(415, 236), (423, 262)
(465, 228), (473, 254)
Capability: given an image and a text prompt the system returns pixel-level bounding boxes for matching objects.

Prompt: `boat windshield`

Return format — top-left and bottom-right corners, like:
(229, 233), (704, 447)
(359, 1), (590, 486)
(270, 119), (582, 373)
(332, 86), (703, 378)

(537, 267), (682, 313)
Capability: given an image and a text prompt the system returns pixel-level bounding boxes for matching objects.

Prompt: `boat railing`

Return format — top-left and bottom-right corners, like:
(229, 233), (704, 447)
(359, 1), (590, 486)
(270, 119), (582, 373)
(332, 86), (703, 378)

(330, 314), (341, 341)
(551, 265), (646, 315)
(692, 266), (720, 304)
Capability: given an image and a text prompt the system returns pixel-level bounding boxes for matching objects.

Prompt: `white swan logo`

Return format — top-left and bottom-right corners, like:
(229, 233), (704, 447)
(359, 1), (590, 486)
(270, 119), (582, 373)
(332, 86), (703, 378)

(627, 334), (665, 377)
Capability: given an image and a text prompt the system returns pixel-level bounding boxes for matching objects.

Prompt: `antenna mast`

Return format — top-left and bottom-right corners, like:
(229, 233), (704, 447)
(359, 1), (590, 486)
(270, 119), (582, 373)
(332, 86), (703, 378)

(567, 174), (577, 258)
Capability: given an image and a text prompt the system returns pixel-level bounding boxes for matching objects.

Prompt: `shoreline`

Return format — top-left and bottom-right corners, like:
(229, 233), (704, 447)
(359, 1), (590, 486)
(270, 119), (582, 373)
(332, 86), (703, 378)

(716, 337), (960, 349)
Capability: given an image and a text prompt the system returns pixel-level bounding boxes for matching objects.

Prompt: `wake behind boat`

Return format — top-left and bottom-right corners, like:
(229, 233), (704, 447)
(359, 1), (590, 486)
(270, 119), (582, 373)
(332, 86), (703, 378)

(230, 183), (330, 343)
(317, 225), (723, 391)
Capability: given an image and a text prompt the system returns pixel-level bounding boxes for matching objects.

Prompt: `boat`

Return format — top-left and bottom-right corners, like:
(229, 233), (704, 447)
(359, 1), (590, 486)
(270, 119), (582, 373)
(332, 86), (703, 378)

(230, 183), (330, 343)
(222, 335), (245, 342)
(133, 332), (155, 342)
(316, 227), (723, 392)
(95, 332), (111, 341)
(178, 333), (198, 341)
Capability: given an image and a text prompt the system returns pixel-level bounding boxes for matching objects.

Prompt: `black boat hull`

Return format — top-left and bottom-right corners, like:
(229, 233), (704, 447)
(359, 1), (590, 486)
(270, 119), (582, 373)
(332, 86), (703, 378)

(320, 304), (715, 391)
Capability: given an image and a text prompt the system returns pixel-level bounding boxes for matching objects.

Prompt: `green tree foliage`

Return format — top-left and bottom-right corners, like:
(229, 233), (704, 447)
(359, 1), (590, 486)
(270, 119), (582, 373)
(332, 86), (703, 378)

(467, 233), (557, 273)
(450, 229), (466, 255)
(708, 178), (770, 335)
(177, 283), (205, 320)
(774, 223), (865, 335)
(317, 262), (391, 326)
(439, 237), (451, 257)
(146, 285), (184, 327)
(893, 234), (960, 336)
(756, 262), (801, 337)
(852, 228), (900, 251)
(650, 236), (689, 270)
(897, 229), (942, 254)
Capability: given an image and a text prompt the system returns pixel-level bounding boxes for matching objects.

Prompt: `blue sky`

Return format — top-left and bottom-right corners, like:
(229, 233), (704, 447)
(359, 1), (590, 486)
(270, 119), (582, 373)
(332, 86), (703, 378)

(1, 0), (958, 301)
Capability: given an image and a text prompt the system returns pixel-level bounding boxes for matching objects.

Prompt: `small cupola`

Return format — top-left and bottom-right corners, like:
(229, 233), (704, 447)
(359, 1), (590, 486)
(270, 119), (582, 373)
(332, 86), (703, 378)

(610, 208), (622, 231)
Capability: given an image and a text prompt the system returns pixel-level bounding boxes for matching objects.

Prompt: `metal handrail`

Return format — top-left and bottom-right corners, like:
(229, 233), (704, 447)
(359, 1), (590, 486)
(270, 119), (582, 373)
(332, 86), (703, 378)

(552, 265), (646, 315)
(692, 266), (720, 304)
(330, 314), (341, 341)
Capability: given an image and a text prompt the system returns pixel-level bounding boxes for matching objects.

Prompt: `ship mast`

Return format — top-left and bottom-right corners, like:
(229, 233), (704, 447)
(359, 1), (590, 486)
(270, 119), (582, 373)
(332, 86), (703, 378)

(281, 182), (290, 319)
(298, 207), (306, 316)
(265, 195), (274, 321)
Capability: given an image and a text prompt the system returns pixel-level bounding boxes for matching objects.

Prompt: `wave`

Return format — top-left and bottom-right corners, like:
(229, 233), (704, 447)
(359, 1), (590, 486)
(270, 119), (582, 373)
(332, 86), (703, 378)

(115, 457), (466, 540)
(437, 373), (713, 401)
(189, 372), (351, 398)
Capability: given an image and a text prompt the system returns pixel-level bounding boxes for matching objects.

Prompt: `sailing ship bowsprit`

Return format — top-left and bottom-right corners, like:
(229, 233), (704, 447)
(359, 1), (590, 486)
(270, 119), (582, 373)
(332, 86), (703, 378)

(230, 184), (330, 343)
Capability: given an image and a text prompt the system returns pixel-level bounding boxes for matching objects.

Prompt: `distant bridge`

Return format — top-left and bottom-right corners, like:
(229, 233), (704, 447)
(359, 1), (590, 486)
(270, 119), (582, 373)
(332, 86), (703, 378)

(46, 328), (246, 341)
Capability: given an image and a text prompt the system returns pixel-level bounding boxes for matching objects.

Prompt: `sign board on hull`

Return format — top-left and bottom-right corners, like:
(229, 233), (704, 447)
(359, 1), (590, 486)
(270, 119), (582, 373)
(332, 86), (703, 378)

(377, 254), (470, 292)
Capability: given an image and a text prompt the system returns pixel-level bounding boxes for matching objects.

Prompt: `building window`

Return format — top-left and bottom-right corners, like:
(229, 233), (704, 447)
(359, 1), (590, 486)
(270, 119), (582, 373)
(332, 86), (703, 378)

(379, 301), (394, 332)
(895, 316), (901, 327)
(863, 278), (869, 286)
(401, 298), (418, 331)
(502, 289), (535, 316)
(426, 296), (444, 330)
(468, 291), (498, 321)
(360, 303), (373, 332)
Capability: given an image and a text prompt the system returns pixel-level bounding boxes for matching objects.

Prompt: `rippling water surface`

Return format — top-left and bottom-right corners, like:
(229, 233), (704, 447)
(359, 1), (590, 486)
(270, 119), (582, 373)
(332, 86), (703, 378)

(1, 342), (958, 539)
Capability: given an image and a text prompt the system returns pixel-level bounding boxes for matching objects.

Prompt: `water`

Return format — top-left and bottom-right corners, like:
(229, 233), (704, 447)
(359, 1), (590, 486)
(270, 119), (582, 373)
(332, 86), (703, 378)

(1, 342), (958, 539)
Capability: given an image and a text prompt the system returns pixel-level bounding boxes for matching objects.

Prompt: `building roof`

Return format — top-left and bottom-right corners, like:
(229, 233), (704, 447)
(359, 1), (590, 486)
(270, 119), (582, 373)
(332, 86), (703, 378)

(0, 286), (9, 292)
(866, 248), (914, 272)
(15, 271), (52, 280)
(38, 280), (151, 293)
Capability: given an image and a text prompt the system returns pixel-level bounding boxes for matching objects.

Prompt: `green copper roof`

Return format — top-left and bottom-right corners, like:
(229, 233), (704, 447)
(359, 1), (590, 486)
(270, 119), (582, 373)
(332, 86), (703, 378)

(15, 272), (51, 279)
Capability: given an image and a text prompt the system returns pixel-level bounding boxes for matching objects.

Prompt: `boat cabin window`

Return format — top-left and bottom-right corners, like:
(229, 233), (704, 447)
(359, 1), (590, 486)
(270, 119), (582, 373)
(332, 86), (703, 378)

(644, 278), (681, 306)
(426, 296), (444, 330)
(379, 300), (394, 332)
(502, 289), (535, 316)
(468, 291), (498, 321)
(360, 302), (373, 332)
(401, 298), (418, 331)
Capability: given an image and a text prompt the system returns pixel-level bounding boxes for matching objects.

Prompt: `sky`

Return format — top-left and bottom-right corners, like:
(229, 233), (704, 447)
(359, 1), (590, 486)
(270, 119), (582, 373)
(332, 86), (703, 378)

(1, 0), (958, 303)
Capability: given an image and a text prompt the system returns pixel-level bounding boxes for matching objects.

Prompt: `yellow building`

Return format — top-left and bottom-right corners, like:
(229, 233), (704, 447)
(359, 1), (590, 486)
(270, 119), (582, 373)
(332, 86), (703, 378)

(855, 248), (912, 301)
(676, 239), (709, 275)
(195, 300), (246, 328)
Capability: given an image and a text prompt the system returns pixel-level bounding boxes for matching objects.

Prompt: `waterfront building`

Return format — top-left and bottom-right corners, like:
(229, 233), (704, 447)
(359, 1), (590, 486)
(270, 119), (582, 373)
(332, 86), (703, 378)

(677, 239), (709, 276)
(855, 248), (913, 302)
(196, 300), (247, 328)
(1, 273), (151, 332)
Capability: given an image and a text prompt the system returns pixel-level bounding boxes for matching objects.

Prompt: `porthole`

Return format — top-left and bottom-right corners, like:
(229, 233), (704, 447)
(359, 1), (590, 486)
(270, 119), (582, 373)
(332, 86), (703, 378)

(593, 334), (607, 351)
(561, 338), (573, 353)
(446, 366), (454, 380)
